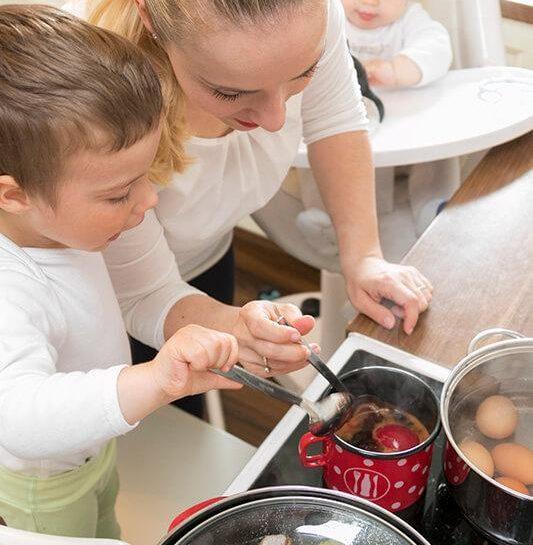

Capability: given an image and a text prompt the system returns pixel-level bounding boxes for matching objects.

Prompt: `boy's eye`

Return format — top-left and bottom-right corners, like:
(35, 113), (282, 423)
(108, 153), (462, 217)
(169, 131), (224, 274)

(212, 89), (241, 102)
(108, 192), (131, 205)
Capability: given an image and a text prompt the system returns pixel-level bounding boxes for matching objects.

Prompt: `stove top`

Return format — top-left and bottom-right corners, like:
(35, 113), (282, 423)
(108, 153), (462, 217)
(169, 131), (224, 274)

(246, 349), (499, 545)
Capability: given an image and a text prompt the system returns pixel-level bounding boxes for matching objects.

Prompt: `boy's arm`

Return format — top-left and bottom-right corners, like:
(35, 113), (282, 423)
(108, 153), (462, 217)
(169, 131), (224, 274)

(0, 274), (135, 460)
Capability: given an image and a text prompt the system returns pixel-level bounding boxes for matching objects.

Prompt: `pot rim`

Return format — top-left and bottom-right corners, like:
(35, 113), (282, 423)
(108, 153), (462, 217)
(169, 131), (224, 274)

(330, 366), (441, 459)
(440, 336), (533, 501)
(160, 485), (431, 545)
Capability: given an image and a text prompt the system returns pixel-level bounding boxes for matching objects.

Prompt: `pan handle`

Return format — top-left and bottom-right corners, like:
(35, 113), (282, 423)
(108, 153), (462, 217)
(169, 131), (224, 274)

(467, 328), (524, 354)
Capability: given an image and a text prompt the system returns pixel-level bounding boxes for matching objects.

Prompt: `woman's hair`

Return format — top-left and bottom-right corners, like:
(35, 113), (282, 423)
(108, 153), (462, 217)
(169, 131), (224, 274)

(88, 0), (308, 184)
(0, 4), (162, 203)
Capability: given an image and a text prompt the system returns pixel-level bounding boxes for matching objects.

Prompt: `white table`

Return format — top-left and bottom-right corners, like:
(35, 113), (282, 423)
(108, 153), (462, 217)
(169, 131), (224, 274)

(116, 406), (255, 545)
(293, 66), (533, 169)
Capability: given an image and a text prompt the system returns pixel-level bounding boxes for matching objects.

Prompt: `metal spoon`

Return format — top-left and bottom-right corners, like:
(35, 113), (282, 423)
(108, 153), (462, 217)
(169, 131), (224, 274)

(276, 316), (350, 395)
(214, 365), (354, 436)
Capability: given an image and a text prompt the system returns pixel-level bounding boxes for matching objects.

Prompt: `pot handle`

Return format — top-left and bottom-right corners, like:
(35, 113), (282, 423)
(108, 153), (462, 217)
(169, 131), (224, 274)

(468, 328), (524, 354)
(299, 432), (330, 468)
(168, 496), (225, 532)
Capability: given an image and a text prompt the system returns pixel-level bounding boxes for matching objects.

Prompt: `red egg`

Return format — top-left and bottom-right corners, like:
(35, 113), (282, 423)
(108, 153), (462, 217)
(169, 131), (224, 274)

(374, 424), (420, 451)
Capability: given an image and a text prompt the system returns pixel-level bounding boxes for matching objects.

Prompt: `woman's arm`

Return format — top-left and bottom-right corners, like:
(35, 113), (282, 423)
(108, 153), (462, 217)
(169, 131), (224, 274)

(308, 132), (431, 334)
(104, 210), (315, 375)
(301, 0), (432, 334)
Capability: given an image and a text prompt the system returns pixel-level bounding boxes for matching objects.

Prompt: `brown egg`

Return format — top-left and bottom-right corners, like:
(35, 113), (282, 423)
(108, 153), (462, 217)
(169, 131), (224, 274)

(492, 443), (533, 485)
(475, 395), (518, 439)
(459, 440), (494, 477)
(495, 476), (530, 495)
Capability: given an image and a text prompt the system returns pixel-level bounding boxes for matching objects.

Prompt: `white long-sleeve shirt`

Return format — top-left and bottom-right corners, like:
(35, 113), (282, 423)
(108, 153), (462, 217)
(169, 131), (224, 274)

(345, 1), (453, 86)
(66, 0), (368, 350)
(0, 235), (135, 477)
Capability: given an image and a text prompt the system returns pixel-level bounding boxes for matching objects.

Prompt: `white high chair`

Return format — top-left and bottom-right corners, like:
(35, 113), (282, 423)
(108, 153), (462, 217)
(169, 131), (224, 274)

(256, 0), (533, 390)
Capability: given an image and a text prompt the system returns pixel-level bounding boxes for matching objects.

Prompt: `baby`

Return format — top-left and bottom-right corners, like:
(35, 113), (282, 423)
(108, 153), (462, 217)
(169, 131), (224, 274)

(342, 0), (452, 87)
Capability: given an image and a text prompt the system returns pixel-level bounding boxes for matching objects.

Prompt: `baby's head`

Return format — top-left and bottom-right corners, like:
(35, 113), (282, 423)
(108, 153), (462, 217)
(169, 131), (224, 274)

(0, 5), (163, 251)
(342, 0), (408, 29)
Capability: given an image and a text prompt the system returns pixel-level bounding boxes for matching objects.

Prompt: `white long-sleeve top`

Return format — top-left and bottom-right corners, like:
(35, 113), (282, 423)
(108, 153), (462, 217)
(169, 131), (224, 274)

(344, 1), (453, 86)
(0, 235), (135, 477)
(66, 0), (368, 350)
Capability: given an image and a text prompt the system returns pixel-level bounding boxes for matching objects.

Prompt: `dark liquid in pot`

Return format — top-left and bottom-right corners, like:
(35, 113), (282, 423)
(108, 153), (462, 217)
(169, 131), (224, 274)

(336, 395), (429, 453)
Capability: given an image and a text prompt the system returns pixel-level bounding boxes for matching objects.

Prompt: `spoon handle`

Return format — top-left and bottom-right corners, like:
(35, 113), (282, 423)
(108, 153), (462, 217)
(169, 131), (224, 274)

(277, 316), (350, 395)
(213, 365), (303, 406)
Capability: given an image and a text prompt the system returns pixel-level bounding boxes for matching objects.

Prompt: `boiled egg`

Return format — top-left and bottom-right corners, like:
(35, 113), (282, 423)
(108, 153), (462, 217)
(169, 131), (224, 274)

(492, 443), (533, 485)
(495, 476), (530, 495)
(475, 395), (518, 439)
(459, 439), (494, 477)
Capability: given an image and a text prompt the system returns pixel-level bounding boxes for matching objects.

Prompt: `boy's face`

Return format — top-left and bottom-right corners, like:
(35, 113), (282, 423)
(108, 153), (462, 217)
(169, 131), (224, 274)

(27, 127), (161, 252)
(342, 0), (408, 29)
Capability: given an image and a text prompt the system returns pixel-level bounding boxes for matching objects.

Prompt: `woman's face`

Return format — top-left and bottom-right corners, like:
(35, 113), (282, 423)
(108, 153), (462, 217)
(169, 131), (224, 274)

(164, 3), (327, 133)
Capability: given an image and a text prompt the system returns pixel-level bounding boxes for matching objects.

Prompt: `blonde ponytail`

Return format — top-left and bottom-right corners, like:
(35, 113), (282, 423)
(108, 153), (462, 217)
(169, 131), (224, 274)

(88, 0), (190, 185)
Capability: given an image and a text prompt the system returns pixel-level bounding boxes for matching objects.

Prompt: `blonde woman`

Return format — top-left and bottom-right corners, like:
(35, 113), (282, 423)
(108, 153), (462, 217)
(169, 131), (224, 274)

(66, 0), (433, 400)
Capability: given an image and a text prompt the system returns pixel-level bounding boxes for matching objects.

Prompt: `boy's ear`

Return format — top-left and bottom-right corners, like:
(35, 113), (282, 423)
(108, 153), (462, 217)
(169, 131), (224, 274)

(0, 175), (32, 214)
(134, 0), (156, 34)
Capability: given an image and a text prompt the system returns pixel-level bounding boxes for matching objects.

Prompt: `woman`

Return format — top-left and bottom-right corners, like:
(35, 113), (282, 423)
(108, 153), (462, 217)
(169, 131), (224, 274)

(67, 0), (432, 382)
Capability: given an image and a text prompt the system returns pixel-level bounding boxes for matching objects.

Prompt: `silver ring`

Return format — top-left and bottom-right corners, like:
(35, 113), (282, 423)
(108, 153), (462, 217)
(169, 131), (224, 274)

(262, 356), (271, 374)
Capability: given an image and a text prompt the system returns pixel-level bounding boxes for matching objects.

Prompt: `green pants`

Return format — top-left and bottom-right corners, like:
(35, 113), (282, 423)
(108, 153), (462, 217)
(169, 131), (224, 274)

(0, 440), (121, 539)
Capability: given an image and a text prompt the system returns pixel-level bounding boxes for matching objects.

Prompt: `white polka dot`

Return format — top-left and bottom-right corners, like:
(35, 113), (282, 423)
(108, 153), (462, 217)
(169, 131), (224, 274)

(411, 464), (421, 472)
(363, 459), (374, 467)
(397, 458), (407, 467)
(453, 476), (459, 483)
(418, 487), (425, 496)
(335, 445), (343, 454)
(394, 481), (405, 489)
(422, 466), (428, 474)
(391, 502), (402, 510)
(447, 462), (452, 470)
(408, 485), (417, 494)
(462, 464), (467, 471)
(425, 446), (431, 453)
(333, 465), (341, 475)
(332, 485), (339, 491)
(456, 456), (461, 463)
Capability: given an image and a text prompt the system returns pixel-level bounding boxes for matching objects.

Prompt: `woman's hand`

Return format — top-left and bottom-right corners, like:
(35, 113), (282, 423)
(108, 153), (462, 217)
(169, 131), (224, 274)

(345, 256), (433, 335)
(229, 301), (317, 377)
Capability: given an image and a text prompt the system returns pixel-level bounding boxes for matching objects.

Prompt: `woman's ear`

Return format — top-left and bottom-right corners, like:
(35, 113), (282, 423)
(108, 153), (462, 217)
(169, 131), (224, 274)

(133, 0), (156, 35)
(0, 175), (32, 214)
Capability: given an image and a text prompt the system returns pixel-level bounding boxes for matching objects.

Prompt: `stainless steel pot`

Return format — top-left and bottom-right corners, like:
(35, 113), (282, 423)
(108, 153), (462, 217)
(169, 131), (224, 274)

(158, 486), (431, 545)
(440, 328), (533, 545)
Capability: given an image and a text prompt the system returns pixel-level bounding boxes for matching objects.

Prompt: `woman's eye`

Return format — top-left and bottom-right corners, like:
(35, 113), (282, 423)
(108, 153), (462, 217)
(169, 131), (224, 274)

(301, 65), (318, 79)
(212, 89), (241, 102)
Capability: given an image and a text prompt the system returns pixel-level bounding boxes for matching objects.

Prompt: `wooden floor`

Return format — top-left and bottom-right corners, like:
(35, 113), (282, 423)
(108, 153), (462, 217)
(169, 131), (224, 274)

(220, 228), (320, 447)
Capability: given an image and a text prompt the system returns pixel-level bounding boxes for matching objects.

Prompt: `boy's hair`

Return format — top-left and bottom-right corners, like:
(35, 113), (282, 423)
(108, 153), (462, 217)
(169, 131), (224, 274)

(0, 4), (163, 203)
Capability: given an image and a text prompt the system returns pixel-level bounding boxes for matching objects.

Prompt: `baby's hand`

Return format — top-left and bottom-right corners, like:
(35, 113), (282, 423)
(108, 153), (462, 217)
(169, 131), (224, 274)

(151, 324), (241, 400)
(363, 58), (397, 87)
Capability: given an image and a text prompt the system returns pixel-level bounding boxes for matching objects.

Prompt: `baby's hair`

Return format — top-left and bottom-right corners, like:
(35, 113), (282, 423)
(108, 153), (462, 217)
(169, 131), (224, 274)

(89, 0), (316, 184)
(0, 4), (163, 203)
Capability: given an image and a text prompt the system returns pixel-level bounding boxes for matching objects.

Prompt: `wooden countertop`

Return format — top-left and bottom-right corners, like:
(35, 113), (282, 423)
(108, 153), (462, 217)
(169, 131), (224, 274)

(349, 131), (533, 368)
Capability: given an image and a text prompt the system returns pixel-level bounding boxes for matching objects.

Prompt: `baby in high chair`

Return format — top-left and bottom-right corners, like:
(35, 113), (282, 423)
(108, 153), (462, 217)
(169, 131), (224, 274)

(342, 0), (452, 88)
(296, 1), (454, 256)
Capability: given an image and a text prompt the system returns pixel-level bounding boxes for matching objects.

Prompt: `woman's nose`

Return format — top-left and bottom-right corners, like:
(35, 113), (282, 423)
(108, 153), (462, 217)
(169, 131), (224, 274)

(255, 92), (287, 133)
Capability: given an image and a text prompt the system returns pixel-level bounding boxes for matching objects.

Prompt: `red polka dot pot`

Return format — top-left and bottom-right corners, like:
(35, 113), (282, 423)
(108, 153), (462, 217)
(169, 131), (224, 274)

(298, 367), (441, 514)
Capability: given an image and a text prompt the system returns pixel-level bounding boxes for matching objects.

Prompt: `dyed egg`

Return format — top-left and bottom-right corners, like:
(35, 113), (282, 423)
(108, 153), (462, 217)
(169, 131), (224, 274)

(495, 476), (530, 495)
(475, 395), (518, 439)
(492, 443), (533, 485)
(374, 424), (420, 452)
(459, 440), (494, 477)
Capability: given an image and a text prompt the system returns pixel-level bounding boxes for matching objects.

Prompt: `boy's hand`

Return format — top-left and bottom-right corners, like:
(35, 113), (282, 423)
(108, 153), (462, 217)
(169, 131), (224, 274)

(363, 58), (397, 87)
(150, 324), (241, 400)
